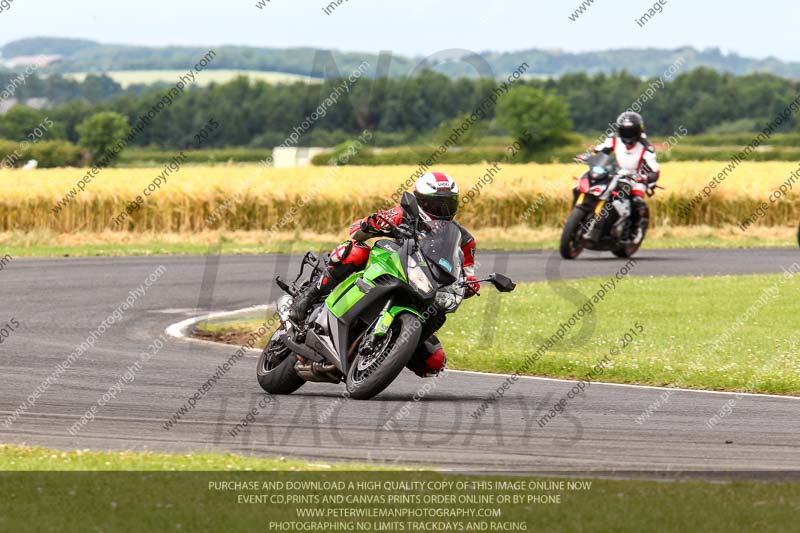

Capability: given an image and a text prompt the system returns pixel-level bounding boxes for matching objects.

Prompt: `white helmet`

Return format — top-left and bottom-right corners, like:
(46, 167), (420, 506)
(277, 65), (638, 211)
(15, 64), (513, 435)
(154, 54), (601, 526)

(413, 172), (460, 220)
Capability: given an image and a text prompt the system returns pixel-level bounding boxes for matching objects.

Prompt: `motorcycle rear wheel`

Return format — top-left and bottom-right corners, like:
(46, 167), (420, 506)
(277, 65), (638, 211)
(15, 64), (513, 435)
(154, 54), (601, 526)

(346, 313), (422, 400)
(257, 332), (306, 395)
(612, 218), (649, 258)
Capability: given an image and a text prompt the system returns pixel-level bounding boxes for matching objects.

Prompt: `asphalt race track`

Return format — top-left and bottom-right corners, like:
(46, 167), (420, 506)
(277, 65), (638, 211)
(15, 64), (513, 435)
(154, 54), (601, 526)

(2, 249), (799, 476)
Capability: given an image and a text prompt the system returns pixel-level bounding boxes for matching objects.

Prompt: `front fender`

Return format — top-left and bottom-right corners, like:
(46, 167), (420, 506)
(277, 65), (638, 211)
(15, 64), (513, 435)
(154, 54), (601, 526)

(374, 305), (422, 336)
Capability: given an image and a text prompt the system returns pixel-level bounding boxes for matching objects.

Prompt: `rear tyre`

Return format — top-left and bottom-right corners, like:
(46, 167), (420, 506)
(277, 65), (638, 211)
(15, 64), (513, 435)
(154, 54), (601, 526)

(560, 207), (590, 259)
(346, 313), (422, 400)
(612, 244), (638, 258)
(257, 332), (306, 395)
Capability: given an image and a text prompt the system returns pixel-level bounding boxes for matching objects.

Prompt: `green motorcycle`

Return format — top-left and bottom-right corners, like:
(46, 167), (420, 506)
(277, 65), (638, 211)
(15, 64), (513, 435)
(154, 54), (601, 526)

(257, 192), (516, 400)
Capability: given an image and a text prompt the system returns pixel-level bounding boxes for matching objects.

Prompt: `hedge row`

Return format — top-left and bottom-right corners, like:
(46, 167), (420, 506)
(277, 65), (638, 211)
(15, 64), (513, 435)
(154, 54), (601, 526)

(0, 140), (84, 168)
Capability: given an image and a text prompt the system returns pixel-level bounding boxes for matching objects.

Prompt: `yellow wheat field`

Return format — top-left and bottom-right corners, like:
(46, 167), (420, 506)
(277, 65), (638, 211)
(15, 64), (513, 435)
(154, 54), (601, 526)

(0, 162), (798, 233)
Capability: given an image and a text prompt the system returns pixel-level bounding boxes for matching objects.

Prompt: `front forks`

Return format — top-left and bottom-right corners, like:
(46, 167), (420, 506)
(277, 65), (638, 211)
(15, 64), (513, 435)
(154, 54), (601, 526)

(351, 299), (394, 362)
(370, 299), (394, 339)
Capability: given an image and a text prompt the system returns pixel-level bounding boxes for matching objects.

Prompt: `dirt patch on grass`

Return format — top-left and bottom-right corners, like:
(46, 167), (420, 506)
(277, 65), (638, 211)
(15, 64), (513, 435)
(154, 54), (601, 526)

(190, 325), (267, 348)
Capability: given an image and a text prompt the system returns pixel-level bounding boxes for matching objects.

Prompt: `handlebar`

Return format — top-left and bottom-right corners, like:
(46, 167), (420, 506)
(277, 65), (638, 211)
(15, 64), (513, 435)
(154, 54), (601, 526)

(364, 214), (415, 240)
(458, 273), (516, 294)
(574, 153), (591, 164)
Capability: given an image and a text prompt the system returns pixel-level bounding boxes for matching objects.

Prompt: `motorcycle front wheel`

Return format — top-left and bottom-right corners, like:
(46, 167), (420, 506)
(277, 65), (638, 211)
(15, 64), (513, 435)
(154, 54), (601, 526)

(560, 207), (590, 259)
(346, 313), (422, 400)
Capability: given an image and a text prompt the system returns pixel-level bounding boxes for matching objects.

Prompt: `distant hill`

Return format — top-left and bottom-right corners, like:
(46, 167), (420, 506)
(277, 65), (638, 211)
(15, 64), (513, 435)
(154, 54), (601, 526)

(1, 38), (415, 78)
(3, 37), (800, 79)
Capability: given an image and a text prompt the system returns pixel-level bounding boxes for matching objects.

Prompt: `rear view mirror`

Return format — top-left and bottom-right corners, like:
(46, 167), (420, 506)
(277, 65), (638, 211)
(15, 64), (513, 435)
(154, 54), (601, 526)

(400, 191), (421, 220)
(489, 273), (516, 293)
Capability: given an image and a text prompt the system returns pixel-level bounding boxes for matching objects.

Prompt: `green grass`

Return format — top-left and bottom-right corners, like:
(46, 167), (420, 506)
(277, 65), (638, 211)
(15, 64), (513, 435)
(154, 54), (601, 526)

(1, 240), (331, 258)
(0, 444), (383, 471)
(475, 234), (796, 251)
(200, 274), (800, 395)
(443, 273), (800, 394)
(643, 235), (796, 249)
(0, 445), (797, 532)
(3, 234), (795, 257)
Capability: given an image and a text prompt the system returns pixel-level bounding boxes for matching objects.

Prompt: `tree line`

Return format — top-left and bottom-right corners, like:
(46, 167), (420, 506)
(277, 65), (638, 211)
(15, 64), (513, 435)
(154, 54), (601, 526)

(1, 68), (799, 155)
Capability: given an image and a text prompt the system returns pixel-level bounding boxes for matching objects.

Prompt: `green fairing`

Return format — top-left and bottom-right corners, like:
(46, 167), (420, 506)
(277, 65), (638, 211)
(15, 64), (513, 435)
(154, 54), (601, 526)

(363, 245), (407, 284)
(326, 244), (408, 318)
(326, 273), (366, 318)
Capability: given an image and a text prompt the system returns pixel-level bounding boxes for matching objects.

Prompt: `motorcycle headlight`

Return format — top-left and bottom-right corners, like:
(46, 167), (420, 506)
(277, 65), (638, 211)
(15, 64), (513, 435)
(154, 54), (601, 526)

(435, 282), (465, 312)
(434, 291), (457, 312)
(277, 295), (293, 322)
(590, 166), (607, 181)
(407, 257), (433, 294)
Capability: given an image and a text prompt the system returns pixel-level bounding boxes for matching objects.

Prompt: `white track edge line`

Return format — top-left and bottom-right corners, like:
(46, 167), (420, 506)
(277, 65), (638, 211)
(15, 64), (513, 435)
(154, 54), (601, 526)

(165, 304), (268, 354)
(447, 369), (799, 400)
(165, 306), (800, 401)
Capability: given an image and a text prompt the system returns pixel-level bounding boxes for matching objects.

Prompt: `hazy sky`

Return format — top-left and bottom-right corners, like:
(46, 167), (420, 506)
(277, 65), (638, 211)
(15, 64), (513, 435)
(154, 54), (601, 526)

(1, 0), (799, 61)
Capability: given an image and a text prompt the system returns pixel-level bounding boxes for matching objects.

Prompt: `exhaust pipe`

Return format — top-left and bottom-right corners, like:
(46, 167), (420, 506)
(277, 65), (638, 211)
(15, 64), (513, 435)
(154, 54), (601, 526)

(294, 361), (341, 383)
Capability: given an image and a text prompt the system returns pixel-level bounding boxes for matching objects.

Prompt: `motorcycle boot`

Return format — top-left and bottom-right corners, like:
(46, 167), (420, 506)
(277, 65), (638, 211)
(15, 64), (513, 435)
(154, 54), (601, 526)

(625, 195), (648, 245)
(288, 270), (334, 324)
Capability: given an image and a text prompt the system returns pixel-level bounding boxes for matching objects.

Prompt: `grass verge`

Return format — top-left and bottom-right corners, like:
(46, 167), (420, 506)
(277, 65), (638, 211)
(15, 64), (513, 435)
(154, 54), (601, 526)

(1, 225), (796, 257)
(445, 273), (800, 395)
(0, 444), (386, 471)
(197, 273), (800, 395)
(193, 314), (279, 346)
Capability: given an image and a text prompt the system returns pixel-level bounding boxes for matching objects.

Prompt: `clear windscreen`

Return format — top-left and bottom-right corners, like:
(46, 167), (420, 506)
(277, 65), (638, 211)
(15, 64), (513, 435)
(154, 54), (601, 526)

(585, 152), (619, 182)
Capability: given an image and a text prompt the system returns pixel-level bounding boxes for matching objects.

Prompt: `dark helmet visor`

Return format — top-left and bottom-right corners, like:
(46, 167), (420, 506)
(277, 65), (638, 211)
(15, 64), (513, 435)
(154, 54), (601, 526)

(415, 192), (459, 220)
